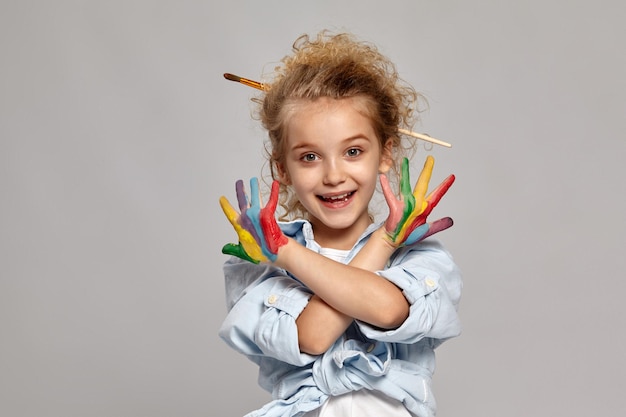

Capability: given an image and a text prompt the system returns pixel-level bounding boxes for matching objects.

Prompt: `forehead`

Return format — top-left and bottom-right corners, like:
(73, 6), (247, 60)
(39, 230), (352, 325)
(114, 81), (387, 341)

(284, 96), (377, 141)
(284, 97), (377, 148)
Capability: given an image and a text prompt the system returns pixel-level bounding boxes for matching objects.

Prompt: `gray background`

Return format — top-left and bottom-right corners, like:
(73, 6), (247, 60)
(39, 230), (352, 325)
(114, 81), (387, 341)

(1, 1), (624, 416)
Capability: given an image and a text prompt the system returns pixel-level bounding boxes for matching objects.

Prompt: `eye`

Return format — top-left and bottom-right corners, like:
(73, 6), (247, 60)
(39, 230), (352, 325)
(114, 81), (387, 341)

(301, 153), (318, 162)
(346, 148), (362, 157)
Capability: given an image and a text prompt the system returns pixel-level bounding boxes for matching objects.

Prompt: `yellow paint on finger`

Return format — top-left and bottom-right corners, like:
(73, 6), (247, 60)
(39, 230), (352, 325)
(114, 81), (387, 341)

(219, 196), (268, 262)
(413, 156), (434, 200)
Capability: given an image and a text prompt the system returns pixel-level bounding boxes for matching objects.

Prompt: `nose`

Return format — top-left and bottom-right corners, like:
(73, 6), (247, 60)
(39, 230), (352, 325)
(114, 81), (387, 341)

(322, 158), (346, 185)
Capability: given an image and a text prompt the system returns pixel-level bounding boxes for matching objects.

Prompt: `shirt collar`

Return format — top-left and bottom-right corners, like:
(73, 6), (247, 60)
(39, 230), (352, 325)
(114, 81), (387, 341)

(280, 219), (383, 261)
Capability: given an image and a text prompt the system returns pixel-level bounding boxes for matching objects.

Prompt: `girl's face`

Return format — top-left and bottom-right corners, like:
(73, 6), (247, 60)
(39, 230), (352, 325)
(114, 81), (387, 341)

(278, 97), (392, 249)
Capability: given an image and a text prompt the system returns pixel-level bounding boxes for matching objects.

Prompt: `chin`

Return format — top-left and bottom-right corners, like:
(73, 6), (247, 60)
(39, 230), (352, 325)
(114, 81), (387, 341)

(319, 213), (364, 231)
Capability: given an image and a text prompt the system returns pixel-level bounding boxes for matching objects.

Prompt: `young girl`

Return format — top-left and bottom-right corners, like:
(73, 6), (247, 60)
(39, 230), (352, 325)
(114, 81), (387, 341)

(218, 31), (462, 417)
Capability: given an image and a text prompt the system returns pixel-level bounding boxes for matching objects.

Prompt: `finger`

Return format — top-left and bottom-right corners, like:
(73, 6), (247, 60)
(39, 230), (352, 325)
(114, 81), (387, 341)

(233, 180), (261, 239)
(422, 174), (456, 218)
(420, 217), (453, 240)
(222, 243), (260, 264)
(249, 177), (261, 208)
(221, 194), (258, 239)
(240, 234), (267, 263)
(245, 178), (264, 243)
(239, 212), (260, 240)
(380, 174), (404, 233)
(413, 155), (434, 201)
(399, 158), (416, 221)
(380, 174), (395, 203)
(219, 196), (240, 227)
(265, 180), (280, 213)
(403, 224), (430, 245)
(399, 157), (412, 199)
(235, 180), (248, 212)
(260, 180), (288, 257)
(426, 174), (456, 210)
(403, 217), (454, 245)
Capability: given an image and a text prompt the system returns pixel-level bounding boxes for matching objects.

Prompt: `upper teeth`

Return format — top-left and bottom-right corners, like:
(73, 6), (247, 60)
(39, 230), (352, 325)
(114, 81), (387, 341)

(327, 193), (350, 201)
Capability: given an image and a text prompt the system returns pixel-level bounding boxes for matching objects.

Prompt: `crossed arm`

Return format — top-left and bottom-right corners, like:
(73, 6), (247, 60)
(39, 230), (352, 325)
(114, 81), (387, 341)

(287, 229), (403, 355)
(219, 156), (454, 355)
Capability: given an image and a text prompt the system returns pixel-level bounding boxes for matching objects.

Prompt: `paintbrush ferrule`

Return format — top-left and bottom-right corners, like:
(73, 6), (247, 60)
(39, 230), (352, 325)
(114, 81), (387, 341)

(224, 73), (265, 91)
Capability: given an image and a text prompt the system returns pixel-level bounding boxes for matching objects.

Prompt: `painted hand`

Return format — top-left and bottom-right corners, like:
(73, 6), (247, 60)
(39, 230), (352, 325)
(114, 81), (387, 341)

(219, 178), (288, 263)
(380, 156), (455, 247)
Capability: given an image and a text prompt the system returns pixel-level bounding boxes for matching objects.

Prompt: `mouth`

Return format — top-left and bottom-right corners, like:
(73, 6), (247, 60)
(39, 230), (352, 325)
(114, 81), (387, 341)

(317, 191), (355, 204)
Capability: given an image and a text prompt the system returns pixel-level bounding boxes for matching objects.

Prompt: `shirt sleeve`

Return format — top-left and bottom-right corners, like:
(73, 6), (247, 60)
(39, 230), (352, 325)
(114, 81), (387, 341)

(355, 239), (463, 345)
(218, 257), (318, 367)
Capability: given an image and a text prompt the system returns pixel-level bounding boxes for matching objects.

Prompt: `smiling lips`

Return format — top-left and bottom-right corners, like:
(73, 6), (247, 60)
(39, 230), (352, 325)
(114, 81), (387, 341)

(318, 191), (356, 205)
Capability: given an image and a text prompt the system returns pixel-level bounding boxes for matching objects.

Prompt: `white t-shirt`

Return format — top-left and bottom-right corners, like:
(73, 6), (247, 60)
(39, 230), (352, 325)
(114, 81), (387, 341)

(318, 247), (350, 263)
(304, 389), (412, 417)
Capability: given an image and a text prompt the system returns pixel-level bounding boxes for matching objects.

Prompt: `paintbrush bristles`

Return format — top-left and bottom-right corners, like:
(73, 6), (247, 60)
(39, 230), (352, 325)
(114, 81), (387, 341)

(223, 73), (265, 91)
(223, 73), (239, 82)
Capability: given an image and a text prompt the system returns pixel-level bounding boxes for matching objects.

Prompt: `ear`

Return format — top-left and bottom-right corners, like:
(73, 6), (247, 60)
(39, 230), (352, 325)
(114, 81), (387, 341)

(378, 139), (394, 174)
(275, 162), (291, 185)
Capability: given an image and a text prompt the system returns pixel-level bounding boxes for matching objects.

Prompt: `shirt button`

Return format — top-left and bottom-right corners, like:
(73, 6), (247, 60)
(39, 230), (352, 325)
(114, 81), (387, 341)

(425, 278), (435, 287)
(267, 295), (278, 305)
(366, 343), (375, 353)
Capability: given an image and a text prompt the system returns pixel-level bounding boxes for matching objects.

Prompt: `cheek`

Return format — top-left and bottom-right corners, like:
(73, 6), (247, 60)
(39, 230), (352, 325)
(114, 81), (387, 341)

(285, 161), (317, 190)
(362, 161), (383, 188)
(365, 174), (380, 196)
(291, 176), (316, 196)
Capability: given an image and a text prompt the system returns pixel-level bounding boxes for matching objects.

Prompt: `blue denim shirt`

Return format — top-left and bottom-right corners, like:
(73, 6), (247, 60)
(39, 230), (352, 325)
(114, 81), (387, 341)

(219, 220), (462, 417)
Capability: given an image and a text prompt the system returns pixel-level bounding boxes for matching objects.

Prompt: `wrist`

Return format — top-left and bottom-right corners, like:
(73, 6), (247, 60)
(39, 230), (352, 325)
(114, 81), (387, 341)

(272, 237), (297, 269)
(375, 227), (401, 251)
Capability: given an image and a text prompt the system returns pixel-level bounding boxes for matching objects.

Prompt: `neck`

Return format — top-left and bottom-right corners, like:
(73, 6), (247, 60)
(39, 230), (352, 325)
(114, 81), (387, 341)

(309, 218), (373, 250)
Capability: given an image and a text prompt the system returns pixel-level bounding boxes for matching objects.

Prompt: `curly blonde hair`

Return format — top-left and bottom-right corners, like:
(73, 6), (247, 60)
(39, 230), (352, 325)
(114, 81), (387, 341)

(253, 30), (427, 220)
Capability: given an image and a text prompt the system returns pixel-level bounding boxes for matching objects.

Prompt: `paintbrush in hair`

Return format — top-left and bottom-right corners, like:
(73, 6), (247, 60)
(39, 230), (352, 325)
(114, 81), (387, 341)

(223, 72), (451, 148)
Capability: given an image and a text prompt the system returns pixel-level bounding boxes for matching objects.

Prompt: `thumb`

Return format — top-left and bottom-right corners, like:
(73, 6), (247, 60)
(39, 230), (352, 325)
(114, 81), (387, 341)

(221, 243), (260, 264)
